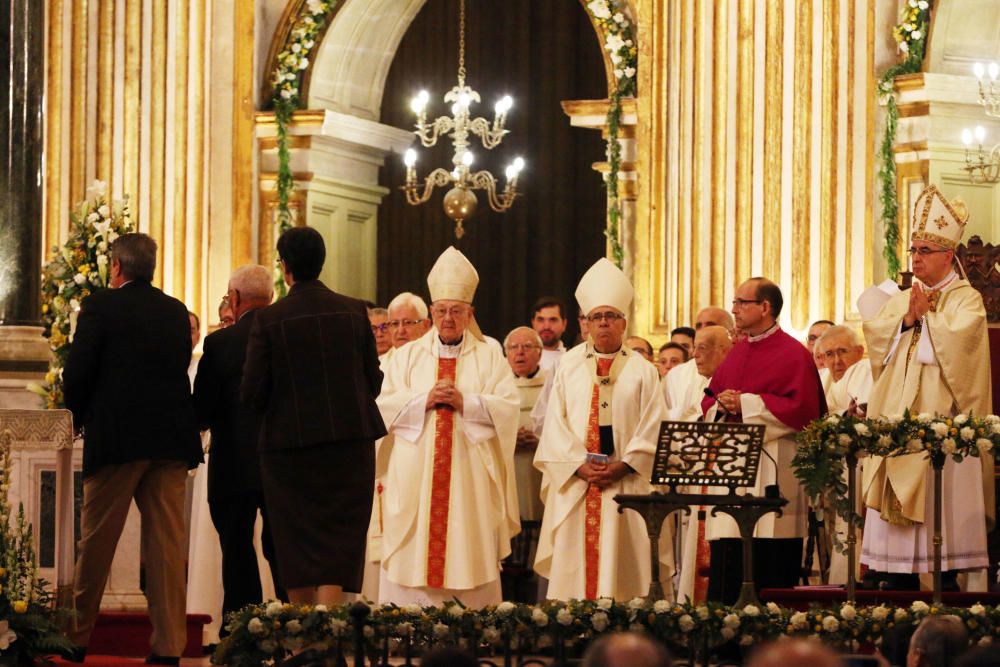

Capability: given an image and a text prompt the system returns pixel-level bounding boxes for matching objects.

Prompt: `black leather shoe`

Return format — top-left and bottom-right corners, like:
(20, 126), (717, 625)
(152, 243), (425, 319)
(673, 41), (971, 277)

(880, 573), (920, 591)
(63, 646), (87, 663)
(942, 570), (961, 593)
(145, 656), (180, 666)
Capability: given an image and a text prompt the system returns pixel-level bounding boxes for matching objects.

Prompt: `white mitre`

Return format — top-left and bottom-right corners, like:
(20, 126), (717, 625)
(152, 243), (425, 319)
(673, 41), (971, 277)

(575, 257), (634, 315)
(910, 184), (969, 250)
(427, 246), (479, 303)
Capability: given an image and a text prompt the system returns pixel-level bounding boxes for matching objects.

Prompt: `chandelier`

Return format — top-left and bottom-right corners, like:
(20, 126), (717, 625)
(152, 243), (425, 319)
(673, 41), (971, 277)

(962, 61), (1000, 184)
(401, 0), (525, 238)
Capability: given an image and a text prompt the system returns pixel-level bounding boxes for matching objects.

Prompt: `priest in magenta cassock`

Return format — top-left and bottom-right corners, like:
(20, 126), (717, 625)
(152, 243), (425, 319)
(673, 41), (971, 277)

(860, 184), (993, 591)
(375, 247), (520, 607)
(534, 258), (673, 601)
(701, 278), (826, 539)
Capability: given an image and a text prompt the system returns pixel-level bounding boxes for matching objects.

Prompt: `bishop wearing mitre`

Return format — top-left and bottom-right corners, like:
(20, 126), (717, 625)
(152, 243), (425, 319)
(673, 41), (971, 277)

(861, 184), (993, 591)
(375, 247), (520, 606)
(534, 258), (672, 601)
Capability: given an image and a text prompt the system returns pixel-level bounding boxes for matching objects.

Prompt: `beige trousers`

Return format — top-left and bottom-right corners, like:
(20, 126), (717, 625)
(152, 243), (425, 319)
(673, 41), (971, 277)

(69, 460), (188, 657)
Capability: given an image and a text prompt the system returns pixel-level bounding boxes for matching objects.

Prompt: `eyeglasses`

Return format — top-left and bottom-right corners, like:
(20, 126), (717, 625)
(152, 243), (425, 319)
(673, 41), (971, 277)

(430, 306), (469, 319)
(907, 246), (951, 256)
(731, 299), (762, 308)
(371, 323), (390, 334)
(387, 319), (425, 329)
(505, 343), (540, 352)
(587, 312), (624, 323)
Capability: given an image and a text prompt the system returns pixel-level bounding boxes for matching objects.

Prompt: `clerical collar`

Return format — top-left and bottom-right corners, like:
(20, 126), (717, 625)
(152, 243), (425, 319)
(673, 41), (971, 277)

(920, 271), (958, 292)
(746, 323), (780, 343)
(438, 335), (463, 347)
(517, 367), (542, 379)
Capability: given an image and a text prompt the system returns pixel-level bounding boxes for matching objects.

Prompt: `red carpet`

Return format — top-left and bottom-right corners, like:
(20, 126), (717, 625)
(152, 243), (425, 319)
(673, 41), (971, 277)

(52, 657), (150, 667)
(58, 612), (211, 659)
(761, 588), (1000, 610)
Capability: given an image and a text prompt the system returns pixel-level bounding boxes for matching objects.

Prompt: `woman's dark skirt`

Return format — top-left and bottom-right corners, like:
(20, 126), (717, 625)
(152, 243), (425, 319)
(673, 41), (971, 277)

(260, 438), (375, 591)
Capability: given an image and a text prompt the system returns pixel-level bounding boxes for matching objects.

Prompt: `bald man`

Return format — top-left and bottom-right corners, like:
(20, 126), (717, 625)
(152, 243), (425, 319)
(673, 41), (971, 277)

(666, 307), (735, 412)
(694, 306), (735, 333)
(582, 632), (672, 667)
(664, 326), (732, 421)
(746, 640), (840, 667)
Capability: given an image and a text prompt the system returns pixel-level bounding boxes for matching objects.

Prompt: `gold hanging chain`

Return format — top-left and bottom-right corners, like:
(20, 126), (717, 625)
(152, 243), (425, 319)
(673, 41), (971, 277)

(457, 0), (466, 86)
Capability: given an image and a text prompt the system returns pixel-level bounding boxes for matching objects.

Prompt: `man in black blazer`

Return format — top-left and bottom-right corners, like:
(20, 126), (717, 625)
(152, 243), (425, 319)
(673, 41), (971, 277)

(63, 233), (202, 664)
(241, 226), (386, 606)
(193, 264), (284, 634)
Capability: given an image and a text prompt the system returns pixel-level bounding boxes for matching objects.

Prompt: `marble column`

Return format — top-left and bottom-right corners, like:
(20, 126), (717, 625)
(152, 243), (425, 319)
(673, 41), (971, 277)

(0, 0), (44, 325)
(0, 0), (49, 410)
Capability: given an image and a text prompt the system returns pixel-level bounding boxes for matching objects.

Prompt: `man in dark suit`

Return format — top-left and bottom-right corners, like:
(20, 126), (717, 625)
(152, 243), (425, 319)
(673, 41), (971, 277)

(241, 226), (386, 606)
(63, 233), (202, 664)
(193, 264), (284, 635)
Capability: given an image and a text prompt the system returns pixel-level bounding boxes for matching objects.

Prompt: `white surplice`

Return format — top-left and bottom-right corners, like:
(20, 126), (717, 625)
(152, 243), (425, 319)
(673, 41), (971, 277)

(824, 360), (873, 416)
(534, 344), (674, 601)
(375, 329), (520, 607)
(662, 359), (708, 421)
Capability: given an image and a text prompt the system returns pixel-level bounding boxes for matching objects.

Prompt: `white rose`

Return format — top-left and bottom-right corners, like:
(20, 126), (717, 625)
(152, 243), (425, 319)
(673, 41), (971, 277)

(291, 43), (302, 53)
(871, 606), (889, 621)
(854, 423), (871, 437)
(791, 612), (808, 629)
(918, 0), (929, 8)
(941, 438), (957, 455)
(628, 597), (647, 610)
(742, 605), (760, 617)
(597, 598), (613, 611)
(723, 613), (741, 629)
(917, 412), (934, 423)
(286, 619), (302, 634)
(911, 30), (922, 40)
(653, 600), (671, 613)
(605, 34), (625, 53)
(894, 608), (909, 622)
(826, 414), (841, 425)
(908, 0), (917, 7)
(610, 52), (623, 65)
(433, 622), (449, 637)
(248, 617), (265, 635)
(74, 273), (86, 285)
(266, 601), (284, 617)
(993, 423), (1000, 435)
(721, 627), (736, 641)
(766, 602), (782, 616)
(696, 606), (710, 621)
(402, 603), (422, 615)
(838, 434), (853, 447)
(977, 438), (993, 454)
(960, 427), (976, 441)
(588, 1), (612, 20)
(313, 604), (328, 613)
(87, 212), (99, 223)
(613, 12), (625, 23)
(911, 601), (929, 614)
(971, 604), (986, 617)
(624, 66), (636, 79)
(532, 607), (549, 627)
(496, 601), (516, 616)
(306, 0), (325, 15)
(740, 635), (754, 646)
(447, 604), (464, 618)
(592, 611), (609, 632)
(281, 88), (294, 100)
(107, 231), (119, 242)
(840, 605), (857, 621)
(931, 422), (950, 438)
(954, 414), (969, 425)
(98, 204), (111, 218)
(613, 68), (624, 80)
(557, 608), (573, 626)
(678, 614), (695, 632)
(822, 616), (840, 632)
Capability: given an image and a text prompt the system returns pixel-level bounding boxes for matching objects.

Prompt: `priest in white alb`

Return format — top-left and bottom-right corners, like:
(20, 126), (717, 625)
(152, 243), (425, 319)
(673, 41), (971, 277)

(534, 258), (672, 601)
(861, 184), (993, 591)
(375, 247), (520, 606)
(816, 325), (872, 416)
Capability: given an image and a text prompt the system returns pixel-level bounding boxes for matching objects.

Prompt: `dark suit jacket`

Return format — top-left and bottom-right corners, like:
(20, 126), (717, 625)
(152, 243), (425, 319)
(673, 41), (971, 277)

(63, 281), (202, 477)
(193, 308), (265, 503)
(241, 280), (386, 451)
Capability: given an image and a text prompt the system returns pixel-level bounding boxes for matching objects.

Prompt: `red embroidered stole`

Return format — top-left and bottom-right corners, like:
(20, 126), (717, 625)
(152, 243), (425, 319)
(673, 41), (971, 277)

(426, 357), (458, 588)
(584, 357), (614, 599)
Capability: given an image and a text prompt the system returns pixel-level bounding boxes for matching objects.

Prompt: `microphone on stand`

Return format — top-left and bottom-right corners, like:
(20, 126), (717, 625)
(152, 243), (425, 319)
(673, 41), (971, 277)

(703, 387), (781, 499)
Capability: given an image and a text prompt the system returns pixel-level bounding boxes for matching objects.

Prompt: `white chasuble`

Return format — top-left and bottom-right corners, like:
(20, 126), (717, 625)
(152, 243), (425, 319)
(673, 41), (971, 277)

(375, 330), (520, 606)
(824, 359), (873, 415)
(534, 343), (673, 601)
(860, 275), (993, 573)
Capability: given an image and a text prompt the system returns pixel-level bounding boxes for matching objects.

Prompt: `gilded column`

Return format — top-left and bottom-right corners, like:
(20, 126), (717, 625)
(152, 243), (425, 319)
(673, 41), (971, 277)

(232, 0), (256, 268)
(149, 0), (167, 286)
(44, 0), (64, 252)
(122, 0), (141, 206)
(791, 0), (812, 329)
(96, 0), (115, 186)
(709, 0), (727, 306)
(0, 0), (46, 324)
(173, 0), (190, 300)
(690, 0), (707, 315)
(734, 0), (753, 287)
(68, 0), (88, 207)
(191, 0), (207, 313)
(843, 0), (855, 312)
(819, 0), (838, 318)
(762, 0), (783, 282)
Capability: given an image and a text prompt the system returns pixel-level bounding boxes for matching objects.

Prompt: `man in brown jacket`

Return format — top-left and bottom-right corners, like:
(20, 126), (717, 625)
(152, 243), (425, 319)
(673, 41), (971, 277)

(241, 226), (386, 605)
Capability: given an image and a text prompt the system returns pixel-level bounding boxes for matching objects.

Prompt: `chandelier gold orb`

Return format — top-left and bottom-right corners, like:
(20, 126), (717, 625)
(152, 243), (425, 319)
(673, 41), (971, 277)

(400, 0), (525, 238)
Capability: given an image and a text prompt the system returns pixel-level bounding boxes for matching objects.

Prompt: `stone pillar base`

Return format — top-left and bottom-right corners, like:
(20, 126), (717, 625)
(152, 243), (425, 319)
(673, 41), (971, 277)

(0, 326), (49, 410)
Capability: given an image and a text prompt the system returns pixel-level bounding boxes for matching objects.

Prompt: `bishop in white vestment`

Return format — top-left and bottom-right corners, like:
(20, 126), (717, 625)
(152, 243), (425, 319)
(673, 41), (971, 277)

(376, 248), (520, 607)
(861, 185), (993, 585)
(534, 259), (673, 601)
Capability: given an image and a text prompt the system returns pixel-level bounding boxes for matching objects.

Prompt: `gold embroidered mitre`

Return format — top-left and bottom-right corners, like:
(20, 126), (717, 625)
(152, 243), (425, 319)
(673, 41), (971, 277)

(910, 184), (969, 250)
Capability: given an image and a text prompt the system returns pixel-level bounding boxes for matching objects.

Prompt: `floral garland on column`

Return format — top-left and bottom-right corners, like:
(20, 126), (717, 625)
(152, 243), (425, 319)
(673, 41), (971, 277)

(28, 182), (134, 409)
(877, 0), (932, 279)
(585, 0), (637, 270)
(269, 0), (338, 296)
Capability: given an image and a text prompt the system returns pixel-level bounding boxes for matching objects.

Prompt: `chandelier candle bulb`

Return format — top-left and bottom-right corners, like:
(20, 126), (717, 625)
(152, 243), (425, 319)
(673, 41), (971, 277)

(990, 62), (1000, 81)
(962, 128), (973, 146)
(974, 62), (986, 80)
(975, 125), (987, 144)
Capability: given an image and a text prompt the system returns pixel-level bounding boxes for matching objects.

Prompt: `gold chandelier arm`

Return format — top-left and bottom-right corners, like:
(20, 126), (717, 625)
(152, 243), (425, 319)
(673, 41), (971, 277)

(416, 116), (456, 148)
(467, 117), (507, 149)
(403, 167), (454, 205)
(468, 170), (517, 212)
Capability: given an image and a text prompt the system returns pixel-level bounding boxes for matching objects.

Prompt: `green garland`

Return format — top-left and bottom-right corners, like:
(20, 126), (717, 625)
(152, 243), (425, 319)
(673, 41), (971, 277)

(215, 598), (1000, 664)
(585, 0), (637, 270)
(269, 0), (339, 296)
(793, 410), (1000, 550)
(877, 0), (932, 279)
